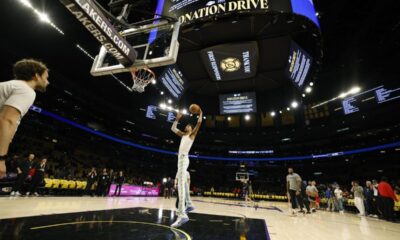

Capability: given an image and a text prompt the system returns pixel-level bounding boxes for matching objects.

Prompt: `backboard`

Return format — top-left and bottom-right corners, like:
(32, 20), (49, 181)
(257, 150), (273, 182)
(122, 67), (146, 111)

(90, 20), (180, 76)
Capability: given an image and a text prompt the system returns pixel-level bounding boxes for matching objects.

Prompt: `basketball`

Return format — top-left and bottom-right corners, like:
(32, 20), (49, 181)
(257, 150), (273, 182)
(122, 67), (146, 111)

(189, 104), (201, 114)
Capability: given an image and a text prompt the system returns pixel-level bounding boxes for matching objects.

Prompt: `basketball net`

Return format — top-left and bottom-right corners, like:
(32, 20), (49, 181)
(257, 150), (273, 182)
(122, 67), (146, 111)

(130, 68), (155, 93)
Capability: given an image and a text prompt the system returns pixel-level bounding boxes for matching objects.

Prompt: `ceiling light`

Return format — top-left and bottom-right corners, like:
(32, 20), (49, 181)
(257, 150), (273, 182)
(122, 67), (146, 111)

(160, 91), (164, 95)
(159, 103), (166, 109)
(181, 109), (187, 114)
(305, 87), (312, 93)
(20, 0), (33, 8)
(291, 101), (298, 108)
(203, 116), (206, 119)
(244, 115), (250, 121)
(38, 12), (50, 23)
(338, 92), (347, 99)
(302, 93), (306, 98)
(151, 79), (157, 85)
(309, 82), (314, 86)
(286, 107), (290, 111)
(270, 111), (276, 117)
(279, 110), (282, 114)
(168, 99), (172, 104)
(349, 86), (361, 95)
(227, 117), (231, 121)
(166, 106), (172, 111)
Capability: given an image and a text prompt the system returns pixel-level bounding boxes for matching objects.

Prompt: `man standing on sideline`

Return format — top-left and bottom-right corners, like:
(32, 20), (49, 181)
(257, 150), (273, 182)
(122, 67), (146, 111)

(286, 167), (302, 215)
(113, 171), (125, 196)
(0, 59), (49, 178)
(10, 153), (35, 196)
(170, 108), (203, 227)
(351, 181), (365, 216)
(85, 167), (97, 196)
(27, 158), (47, 196)
(334, 185), (345, 213)
(378, 176), (399, 221)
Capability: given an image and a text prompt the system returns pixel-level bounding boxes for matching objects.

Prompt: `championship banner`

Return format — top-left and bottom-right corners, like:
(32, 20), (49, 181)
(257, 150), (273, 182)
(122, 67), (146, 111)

(60, 0), (137, 66)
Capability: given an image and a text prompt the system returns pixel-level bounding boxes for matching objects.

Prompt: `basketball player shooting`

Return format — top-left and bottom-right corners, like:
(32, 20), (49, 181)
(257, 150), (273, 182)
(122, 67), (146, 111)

(170, 104), (203, 228)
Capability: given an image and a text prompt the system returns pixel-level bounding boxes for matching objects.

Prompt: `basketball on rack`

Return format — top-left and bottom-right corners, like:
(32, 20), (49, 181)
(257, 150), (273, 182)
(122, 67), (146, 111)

(189, 104), (201, 114)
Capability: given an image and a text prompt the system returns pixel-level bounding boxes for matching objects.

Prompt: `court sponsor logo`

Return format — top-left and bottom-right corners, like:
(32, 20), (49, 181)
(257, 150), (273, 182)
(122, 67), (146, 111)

(220, 57), (241, 72)
(60, 0), (136, 66)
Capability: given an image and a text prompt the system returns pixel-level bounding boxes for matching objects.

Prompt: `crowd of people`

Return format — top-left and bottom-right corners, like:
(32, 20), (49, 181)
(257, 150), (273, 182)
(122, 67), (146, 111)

(286, 167), (399, 222)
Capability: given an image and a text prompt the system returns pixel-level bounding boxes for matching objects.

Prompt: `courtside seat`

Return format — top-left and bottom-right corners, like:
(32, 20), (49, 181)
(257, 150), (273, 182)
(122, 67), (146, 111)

(44, 178), (53, 188)
(52, 179), (61, 189)
(68, 180), (76, 189)
(60, 180), (69, 189)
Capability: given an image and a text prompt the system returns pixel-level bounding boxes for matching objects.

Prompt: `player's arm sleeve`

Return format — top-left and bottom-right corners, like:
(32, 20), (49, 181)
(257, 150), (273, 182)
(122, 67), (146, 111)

(4, 86), (36, 117)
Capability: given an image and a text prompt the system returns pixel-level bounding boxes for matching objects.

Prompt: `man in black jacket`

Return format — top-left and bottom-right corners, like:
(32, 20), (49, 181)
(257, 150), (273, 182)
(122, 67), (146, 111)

(85, 167), (97, 196)
(27, 158), (47, 196)
(113, 171), (125, 196)
(10, 153), (35, 196)
(97, 168), (109, 196)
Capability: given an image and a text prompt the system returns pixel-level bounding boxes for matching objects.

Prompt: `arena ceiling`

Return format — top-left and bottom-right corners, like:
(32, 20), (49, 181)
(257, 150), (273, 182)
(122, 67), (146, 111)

(0, 0), (399, 121)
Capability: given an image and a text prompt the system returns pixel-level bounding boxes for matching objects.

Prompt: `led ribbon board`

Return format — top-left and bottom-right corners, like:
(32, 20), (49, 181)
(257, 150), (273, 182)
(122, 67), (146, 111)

(60, 0), (137, 66)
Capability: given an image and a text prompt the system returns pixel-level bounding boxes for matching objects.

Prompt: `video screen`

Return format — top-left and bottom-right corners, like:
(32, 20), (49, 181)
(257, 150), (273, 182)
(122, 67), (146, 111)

(286, 41), (313, 88)
(341, 85), (400, 115)
(146, 105), (176, 122)
(158, 64), (187, 100)
(200, 41), (258, 81)
(219, 92), (257, 114)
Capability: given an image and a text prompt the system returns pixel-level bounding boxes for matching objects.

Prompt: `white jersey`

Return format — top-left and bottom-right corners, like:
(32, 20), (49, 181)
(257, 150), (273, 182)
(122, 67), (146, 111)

(178, 134), (194, 155)
(0, 80), (36, 118)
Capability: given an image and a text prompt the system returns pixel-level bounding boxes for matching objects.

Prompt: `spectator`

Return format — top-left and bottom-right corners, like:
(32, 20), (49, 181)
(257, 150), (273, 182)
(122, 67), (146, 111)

(325, 186), (334, 211)
(10, 153), (35, 196)
(306, 180), (318, 212)
(334, 185), (344, 213)
(378, 176), (399, 222)
(351, 181), (365, 216)
(113, 171), (125, 196)
(364, 181), (373, 216)
(27, 158), (47, 196)
(300, 180), (311, 214)
(85, 167), (97, 196)
(286, 167), (302, 215)
(97, 168), (109, 196)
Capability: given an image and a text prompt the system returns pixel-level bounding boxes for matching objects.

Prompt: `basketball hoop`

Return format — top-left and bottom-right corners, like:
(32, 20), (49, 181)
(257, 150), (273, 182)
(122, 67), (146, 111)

(130, 67), (155, 93)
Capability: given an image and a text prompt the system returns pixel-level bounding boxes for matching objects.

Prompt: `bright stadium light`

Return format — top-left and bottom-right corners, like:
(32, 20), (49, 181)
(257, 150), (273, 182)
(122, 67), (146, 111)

(19, 0), (33, 8)
(160, 91), (164, 95)
(245, 115), (250, 121)
(166, 106), (172, 111)
(168, 99), (172, 104)
(270, 111), (276, 117)
(349, 86), (361, 95)
(291, 101), (299, 108)
(159, 103), (166, 109)
(309, 82), (314, 86)
(227, 116), (231, 121)
(338, 92), (347, 99)
(151, 79), (157, 85)
(181, 109), (187, 114)
(287, 107), (291, 111)
(305, 87), (312, 93)
(37, 12), (50, 23)
(302, 93), (306, 98)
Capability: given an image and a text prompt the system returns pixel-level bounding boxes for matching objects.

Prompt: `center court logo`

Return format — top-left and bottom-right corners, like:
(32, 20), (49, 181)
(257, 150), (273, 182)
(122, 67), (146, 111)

(220, 57), (241, 72)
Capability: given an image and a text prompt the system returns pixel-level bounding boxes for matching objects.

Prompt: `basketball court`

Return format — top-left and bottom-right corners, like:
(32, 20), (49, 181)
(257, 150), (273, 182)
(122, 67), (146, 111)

(1, 196), (399, 240)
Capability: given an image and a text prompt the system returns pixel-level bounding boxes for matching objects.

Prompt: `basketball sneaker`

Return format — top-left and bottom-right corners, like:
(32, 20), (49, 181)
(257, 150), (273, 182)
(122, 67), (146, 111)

(171, 217), (189, 228)
(186, 206), (195, 212)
